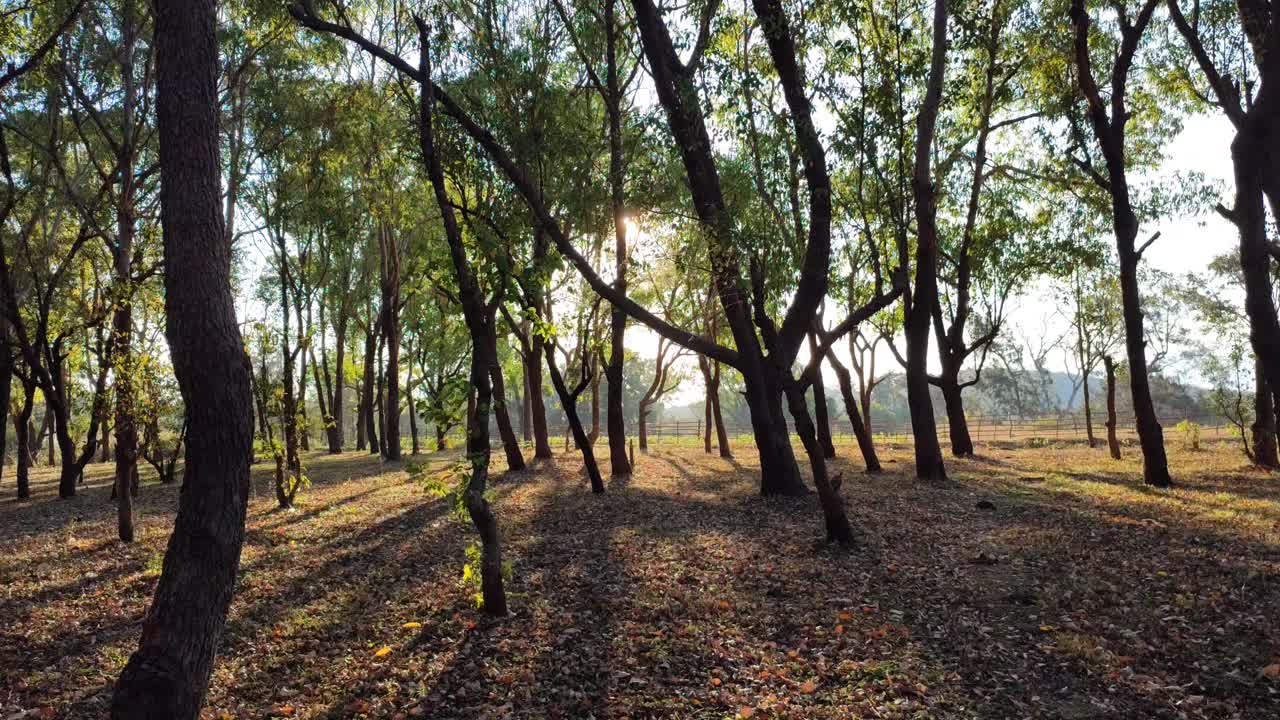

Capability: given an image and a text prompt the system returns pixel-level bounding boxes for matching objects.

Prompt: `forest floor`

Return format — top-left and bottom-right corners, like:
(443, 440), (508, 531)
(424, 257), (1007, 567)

(2, 438), (1279, 719)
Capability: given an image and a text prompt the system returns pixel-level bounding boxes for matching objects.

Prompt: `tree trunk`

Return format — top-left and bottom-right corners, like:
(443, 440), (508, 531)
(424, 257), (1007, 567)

(1081, 363), (1096, 448)
(490, 360), (525, 471)
(112, 0), (256, 712)
(416, 34), (507, 614)
(362, 322), (379, 454)
(526, 332), (553, 459)
(903, 0), (950, 483)
(1071, 0), (1169, 486)
(1103, 356), (1122, 460)
(380, 224), (401, 461)
(435, 424), (447, 451)
(545, 349), (605, 493)
(1253, 358), (1279, 468)
(407, 374), (420, 456)
(939, 378), (974, 457)
(328, 319), (347, 453)
(826, 348), (881, 472)
(807, 334), (836, 458)
(781, 378), (853, 544)
(13, 381), (35, 500)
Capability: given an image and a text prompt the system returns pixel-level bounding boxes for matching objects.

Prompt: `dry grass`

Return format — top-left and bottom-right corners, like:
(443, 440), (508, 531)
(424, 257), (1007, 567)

(1, 437), (1277, 719)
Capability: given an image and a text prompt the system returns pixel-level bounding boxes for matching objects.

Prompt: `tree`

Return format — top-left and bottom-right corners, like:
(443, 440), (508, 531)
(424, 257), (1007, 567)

(1069, 0), (1172, 486)
(112, 0), (255, 713)
(1165, 0), (1280, 464)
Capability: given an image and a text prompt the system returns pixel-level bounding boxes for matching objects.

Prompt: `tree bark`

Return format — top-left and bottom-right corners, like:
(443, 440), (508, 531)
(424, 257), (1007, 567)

(1071, 0), (1170, 486)
(416, 26), (507, 614)
(1253, 358), (1279, 468)
(13, 380), (35, 500)
(939, 377), (974, 457)
(807, 333), (836, 458)
(361, 320), (379, 454)
(380, 224), (401, 461)
(490, 361), (526, 471)
(1103, 355), (1122, 460)
(825, 345), (881, 472)
(904, 0), (950, 482)
(112, 0), (255, 712)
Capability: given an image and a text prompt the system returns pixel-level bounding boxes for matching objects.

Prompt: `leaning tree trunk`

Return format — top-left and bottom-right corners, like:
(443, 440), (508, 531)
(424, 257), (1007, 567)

(1103, 356), (1122, 460)
(545, 350), (605, 493)
(489, 360), (526, 471)
(112, 0), (256, 713)
(781, 377), (853, 544)
(826, 348), (881, 472)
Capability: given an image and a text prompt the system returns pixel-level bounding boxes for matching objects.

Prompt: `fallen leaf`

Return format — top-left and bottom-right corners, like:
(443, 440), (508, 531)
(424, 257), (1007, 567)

(374, 645), (392, 658)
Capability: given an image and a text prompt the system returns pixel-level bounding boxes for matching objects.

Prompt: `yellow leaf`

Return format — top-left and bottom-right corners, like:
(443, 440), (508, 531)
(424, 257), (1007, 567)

(402, 621), (422, 629)
(374, 645), (392, 657)
(1039, 625), (1058, 632)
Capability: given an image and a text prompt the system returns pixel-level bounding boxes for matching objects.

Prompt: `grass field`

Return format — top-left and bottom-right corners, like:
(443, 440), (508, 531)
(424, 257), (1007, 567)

(2, 438), (1278, 719)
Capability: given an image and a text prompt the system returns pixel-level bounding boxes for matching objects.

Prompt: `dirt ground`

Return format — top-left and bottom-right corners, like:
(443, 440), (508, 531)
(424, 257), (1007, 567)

(2, 437), (1278, 719)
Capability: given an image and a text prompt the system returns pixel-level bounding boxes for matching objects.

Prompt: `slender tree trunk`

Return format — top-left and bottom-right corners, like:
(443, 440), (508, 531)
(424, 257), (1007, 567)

(1081, 362), (1096, 447)
(112, 0), (256, 711)
(380, 224), (401, 461)
(545, 349), (605, 493)
(416, 33), (507, 614)
(527, 331), (553, 459)
(362, 322), (379, 454)
(808, 334), (836, 458)
(490, 361), (525, 471)
(826, 347), (881, 472)
(13, 381), (35, 500)
(435, 424), (447, 451)
(520, 353), (532, 441)
(407, 372), (420, 456)
(1104, 356), (1122, 460)
(328, 319), (347, 453)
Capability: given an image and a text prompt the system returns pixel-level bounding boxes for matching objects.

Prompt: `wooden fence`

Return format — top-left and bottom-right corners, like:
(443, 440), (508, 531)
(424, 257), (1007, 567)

(543, 411), (1235, 446)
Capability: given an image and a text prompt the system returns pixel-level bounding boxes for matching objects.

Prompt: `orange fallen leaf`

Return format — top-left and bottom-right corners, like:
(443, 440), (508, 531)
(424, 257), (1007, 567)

(710, 677), (722, 686)
(800, 680), (819, 693)
(738, 708), (755, 719)
(837, 611), (853, 622)
(1261, 663), (1280, 679)
(835, 624), (845, 634)
(272, 705), (295, 717)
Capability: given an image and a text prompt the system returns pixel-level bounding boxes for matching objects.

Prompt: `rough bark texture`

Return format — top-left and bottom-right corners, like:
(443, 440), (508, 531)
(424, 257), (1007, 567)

(112, 0), (255, 714)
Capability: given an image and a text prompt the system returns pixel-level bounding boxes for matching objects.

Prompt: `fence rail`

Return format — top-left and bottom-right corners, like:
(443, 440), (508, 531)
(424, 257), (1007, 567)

(537, 412), (1235, 446)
